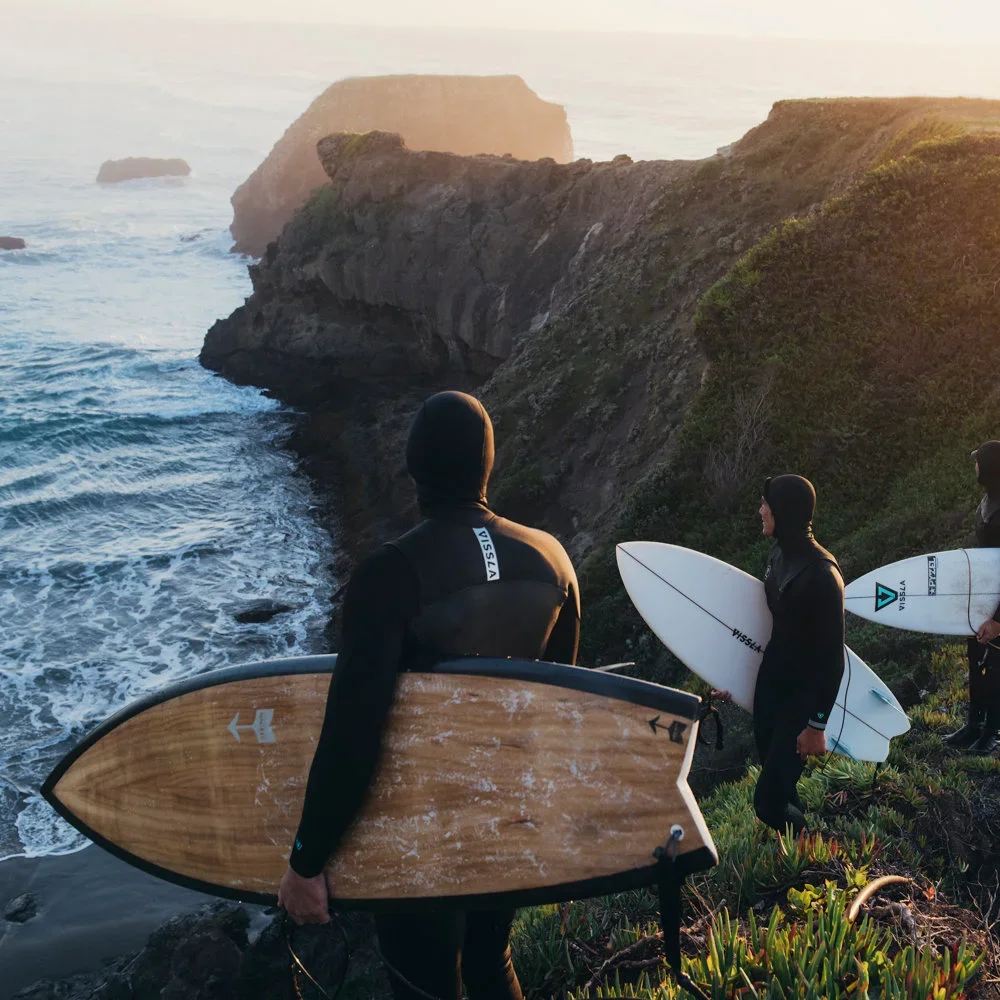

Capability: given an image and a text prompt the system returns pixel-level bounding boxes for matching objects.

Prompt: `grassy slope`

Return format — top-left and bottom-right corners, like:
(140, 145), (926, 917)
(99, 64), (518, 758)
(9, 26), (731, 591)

(582, 127), (1000, 679)
(509, 649), (1000, 998)
(512, 119), (1000, 997)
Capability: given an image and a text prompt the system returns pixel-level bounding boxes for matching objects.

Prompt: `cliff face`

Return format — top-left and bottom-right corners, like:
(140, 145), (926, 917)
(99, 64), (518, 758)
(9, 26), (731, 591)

(202, 97), (1000, 646)
(229, 75), (573, 256)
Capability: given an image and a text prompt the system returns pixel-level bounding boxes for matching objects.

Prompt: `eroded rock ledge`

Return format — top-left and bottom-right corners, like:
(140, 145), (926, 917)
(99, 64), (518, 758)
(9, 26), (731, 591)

(230, 74), (574, 256)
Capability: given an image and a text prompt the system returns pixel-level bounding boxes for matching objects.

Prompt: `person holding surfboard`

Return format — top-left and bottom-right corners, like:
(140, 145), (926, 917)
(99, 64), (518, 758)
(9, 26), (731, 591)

(752, 475), (845, 835)
(943, 441), (1000, 753)
(277, 390), (580, 1000)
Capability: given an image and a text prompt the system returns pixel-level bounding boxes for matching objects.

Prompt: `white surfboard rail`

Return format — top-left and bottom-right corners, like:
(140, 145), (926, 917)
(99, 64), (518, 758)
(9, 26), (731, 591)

(617, 542), (910, 763)
(844, 548), (1000, 635)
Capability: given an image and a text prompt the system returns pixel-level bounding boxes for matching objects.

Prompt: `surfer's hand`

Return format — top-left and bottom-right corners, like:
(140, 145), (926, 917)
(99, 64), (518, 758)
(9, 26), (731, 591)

(977, 619), (1000, 644)
(278, 868), (331, 925)
(710, 689), (732, 703)
(796, 726), (827, 759)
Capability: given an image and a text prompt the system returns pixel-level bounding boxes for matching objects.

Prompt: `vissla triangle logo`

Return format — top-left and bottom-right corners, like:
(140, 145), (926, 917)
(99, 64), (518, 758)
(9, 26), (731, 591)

(875, 582), (899, 612)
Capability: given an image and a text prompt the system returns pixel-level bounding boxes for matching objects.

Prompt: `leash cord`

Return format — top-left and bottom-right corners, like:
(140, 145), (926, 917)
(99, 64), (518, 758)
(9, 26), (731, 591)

(284, 912), (351, 1000)
(376, 943), (452, 1000)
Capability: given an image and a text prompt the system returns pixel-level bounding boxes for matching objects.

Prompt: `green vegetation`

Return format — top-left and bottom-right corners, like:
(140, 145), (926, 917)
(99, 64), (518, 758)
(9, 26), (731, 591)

(508, 647), (998, 998)
(582, 129), (1000, 678)
(282, 184), (346, 256)
(533, 121), (1000, 998)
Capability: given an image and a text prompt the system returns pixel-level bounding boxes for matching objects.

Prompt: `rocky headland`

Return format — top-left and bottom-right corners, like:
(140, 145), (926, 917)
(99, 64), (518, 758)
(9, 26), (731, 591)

(96, 158), (191, 184)
(229, 74), (574, 256)
(0, 237), (26, 250)
(203, 97), (1000, 629)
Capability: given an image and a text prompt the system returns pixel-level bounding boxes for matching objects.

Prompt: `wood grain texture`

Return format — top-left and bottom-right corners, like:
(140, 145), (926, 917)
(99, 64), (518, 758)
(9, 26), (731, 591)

(52, 671), (712, 900)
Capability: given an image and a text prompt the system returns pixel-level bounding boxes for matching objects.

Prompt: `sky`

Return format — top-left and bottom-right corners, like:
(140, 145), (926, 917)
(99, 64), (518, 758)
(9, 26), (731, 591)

(8, 0), (1000, 43)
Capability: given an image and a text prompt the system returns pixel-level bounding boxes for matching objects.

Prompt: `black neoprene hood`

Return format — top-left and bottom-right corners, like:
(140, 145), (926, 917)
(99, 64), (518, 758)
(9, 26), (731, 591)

(764, 474), (816, 538)
(974, 440), (1000, 496)
(406, 391), (494, 509)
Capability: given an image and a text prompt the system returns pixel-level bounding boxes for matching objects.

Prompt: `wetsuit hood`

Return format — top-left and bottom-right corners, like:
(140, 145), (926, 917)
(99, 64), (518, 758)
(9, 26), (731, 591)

(406, 391), (494, 515)
(974, 441), (1000, 499)
(764, 474), (816, 547)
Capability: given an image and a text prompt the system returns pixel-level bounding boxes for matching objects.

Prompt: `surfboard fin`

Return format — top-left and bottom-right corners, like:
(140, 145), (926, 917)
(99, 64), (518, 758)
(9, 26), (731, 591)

(828, 735), (857, 760)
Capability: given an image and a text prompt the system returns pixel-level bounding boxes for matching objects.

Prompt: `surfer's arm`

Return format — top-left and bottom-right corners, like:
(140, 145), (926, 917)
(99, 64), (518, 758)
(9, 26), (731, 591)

(801, 567), (845, 731)
(289, 545), (419, 878)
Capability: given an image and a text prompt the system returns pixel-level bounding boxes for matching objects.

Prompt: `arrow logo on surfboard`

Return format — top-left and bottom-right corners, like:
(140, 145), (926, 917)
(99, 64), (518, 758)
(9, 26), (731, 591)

(649, 716), (687, 744)
(874, 583), (899, 612)
(227, 709), (276, 744)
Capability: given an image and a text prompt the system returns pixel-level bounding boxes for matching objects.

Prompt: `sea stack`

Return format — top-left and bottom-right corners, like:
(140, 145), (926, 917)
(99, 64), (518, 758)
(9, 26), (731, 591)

(229, 74), (574, 256)
(97, 158), (191, 183)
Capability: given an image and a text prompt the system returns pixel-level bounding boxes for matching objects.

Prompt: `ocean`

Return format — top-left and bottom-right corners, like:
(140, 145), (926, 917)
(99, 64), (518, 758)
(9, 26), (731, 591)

(3, 11), (1000, 863)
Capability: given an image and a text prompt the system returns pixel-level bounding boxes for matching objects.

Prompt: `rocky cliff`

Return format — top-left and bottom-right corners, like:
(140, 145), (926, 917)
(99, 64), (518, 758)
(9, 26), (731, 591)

(229, 75), (573, 256)
(203, 97), (1000, 652)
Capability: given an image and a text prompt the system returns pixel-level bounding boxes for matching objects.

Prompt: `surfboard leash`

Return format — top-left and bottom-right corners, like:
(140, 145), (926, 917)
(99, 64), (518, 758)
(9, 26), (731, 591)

(697, 691), (725, 750)
(654, 827), (711, 1000)
(283, 911), (351, 1000)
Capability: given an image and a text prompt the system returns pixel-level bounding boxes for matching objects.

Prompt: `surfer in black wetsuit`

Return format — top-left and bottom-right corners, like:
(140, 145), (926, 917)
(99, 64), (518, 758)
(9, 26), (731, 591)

(752, 475), (845, 836)
(277, 390), (580, 1000)
(943, 441), (1000, 754)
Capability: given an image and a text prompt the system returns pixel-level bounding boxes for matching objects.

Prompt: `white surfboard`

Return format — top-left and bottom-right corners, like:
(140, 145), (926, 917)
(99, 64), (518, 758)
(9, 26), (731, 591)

(616, 542), (910, 763)
(844, 548), (1000, 635)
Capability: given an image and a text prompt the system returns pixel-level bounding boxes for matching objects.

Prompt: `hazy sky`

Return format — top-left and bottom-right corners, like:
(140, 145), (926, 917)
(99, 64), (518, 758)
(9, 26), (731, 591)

(10, 0), (1000, 43)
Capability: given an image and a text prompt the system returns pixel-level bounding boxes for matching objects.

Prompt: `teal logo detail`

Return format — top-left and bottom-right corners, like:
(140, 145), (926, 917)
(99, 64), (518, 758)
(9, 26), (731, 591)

(875, 583), (899, 612)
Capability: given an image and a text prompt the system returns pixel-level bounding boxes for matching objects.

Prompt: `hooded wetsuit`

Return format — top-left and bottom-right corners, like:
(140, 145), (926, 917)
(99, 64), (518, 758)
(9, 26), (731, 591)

(753, 475), (845, 835)
(289, 391), (580, 1000)
(966, 441), (1000, 743)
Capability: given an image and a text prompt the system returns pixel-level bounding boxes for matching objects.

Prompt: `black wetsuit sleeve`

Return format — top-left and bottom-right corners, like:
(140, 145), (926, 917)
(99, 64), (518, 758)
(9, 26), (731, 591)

(542, 579), (580, 666)
(980, 516), (1000, 621)
(795, 567), (846, 730)
(289, 545), (420, 878)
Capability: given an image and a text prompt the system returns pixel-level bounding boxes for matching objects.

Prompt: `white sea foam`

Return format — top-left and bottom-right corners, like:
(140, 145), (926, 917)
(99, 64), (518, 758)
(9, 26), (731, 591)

(0, 57), (337, 854)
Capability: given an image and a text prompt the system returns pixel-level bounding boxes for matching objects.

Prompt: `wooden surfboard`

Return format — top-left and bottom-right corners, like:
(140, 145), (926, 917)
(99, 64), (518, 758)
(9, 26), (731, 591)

(42, 655), (717, 908)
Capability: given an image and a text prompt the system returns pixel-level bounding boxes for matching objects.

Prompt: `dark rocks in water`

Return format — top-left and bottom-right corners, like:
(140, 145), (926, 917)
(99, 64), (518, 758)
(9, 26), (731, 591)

(4, 892), (37, 923)
(0, 236), (26, 250)
(13, 904), (383, 1000)
(96, 158), (191, 184)
(230, 73), (574, 256)
(12, 971), (125, 1000)
(231, 599), (297, 625)
(129, 904), (248, 1000)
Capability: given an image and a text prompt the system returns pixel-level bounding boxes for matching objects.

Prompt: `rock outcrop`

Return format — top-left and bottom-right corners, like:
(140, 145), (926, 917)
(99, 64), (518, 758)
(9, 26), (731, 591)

(0, 237), (26, 250)
(96, 158), (191, 184)
(13, 904), (384, 1000)
(229, 74), (573, 256)
(202, 98), (1000, 646)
